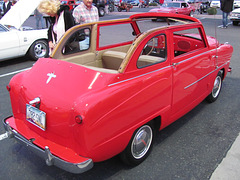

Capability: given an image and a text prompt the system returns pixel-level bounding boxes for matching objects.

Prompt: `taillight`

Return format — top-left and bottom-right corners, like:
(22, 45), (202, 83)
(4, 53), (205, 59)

(6, 85), (11, 92)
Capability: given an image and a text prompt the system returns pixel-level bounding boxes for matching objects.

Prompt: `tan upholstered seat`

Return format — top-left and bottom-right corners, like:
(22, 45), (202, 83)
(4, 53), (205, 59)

(102, 51), (126, 70)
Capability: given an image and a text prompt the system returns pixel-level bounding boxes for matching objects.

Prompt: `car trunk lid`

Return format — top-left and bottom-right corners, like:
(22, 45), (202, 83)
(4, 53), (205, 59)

(9, 58), (115, 153)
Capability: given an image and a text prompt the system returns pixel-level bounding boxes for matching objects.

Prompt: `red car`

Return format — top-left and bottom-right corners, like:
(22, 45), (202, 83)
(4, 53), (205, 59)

(150, 2), (196, 16)
(3, 13), (233, 174)
(60, 0), (80, 11)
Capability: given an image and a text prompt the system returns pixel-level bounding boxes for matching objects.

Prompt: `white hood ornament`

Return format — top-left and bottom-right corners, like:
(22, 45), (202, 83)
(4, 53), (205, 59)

(46, 73), (56, 84)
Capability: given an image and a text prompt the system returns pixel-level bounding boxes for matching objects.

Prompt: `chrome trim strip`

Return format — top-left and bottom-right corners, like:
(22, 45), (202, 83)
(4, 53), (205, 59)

(184, 61), (230, 89)
(176, 50), (210, 65)
(108, 65), (172, 87)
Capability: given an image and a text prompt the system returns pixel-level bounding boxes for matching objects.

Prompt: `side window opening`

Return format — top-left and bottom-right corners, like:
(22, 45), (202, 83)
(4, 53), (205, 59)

(137, 34), (167, 68)
(173, 28), (206, 57)
(62, 28), (91, 55)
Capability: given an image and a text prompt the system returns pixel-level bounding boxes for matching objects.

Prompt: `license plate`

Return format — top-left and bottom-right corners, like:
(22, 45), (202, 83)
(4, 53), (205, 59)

(26, 104), (46, 130)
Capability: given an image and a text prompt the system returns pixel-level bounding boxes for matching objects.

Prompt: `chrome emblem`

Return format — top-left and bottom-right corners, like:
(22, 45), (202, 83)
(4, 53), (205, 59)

(46, 72), (56, 84)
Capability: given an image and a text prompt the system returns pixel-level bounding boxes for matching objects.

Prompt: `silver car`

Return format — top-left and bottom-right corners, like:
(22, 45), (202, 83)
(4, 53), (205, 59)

(230, 8), (240, 26)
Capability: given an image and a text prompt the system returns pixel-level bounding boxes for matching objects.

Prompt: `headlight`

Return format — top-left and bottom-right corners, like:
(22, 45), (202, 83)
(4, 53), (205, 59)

(231, 13), (238, 17)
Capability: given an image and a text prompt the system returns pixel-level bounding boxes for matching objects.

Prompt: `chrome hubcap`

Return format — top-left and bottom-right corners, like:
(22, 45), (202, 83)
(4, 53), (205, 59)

(34, 42), (47, 58)
(131, 125), (153, 159)
(212, 76), (221, 98)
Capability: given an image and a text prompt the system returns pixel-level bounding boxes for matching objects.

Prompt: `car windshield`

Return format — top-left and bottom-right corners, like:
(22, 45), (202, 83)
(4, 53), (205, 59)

(163, 2), (181, 8)
(61, 1), (68, 4)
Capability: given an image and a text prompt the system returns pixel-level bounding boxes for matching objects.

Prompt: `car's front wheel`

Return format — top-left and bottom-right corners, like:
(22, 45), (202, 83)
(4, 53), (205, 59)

(28, 40), (49, 61)
(206, 71), (223, 103)
(189, 10), (194, 17)
(120, 123), (154, 166)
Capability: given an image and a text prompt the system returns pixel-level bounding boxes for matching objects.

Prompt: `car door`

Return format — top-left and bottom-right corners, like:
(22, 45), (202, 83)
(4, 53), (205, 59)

(128, 32), (173, 127)
(170, 27), (213, 121)
(180, 2), (189, 15)
(178, 2), (186, 14)
(0, 25), (20, 60)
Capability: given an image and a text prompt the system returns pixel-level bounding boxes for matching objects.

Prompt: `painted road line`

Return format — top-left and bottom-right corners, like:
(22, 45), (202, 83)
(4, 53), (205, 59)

(0, 67), (31, 78)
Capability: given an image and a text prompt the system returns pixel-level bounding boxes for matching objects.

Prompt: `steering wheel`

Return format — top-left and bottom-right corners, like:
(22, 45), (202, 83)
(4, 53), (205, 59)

(142, 38), (156, 55)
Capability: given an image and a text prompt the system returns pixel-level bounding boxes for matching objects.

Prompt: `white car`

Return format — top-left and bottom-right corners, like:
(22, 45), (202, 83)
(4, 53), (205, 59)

(0, 0), (48, 61)
(234, 0), (240, 8)
(230, 8), (240, 26)
(210, 0), (220, 8)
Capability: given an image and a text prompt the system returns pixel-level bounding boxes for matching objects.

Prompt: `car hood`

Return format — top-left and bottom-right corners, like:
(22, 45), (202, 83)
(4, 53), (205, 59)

(0, 0), (42, 29)
(150, 7), (176, 13)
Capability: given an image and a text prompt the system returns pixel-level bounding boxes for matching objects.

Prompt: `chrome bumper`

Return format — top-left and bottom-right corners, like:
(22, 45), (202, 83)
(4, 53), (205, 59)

(3, 117), (93, 174)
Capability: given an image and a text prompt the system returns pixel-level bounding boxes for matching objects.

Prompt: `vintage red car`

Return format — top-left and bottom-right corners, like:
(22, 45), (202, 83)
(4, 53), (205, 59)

(149, 1), (196, 16)
(3, 13), (233, 174)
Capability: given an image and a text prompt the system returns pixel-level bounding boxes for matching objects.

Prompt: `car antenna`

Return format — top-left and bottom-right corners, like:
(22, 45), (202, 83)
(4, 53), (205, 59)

(214, 12), (219, 69)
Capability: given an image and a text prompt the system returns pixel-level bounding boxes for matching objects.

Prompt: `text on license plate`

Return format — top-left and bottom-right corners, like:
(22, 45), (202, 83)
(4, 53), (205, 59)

(26, 104), (46, 130)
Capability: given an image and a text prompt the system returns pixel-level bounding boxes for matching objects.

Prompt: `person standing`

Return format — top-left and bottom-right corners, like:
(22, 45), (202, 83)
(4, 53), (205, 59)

(139, 0), (144, 8)
(220, 0), (234, 28)
(105, 0), (109, 15)
(3, 0), (12, 16)
(34, 9), (44, 29)
(38, 0), (75, 53)
(72, 0), (99, 25)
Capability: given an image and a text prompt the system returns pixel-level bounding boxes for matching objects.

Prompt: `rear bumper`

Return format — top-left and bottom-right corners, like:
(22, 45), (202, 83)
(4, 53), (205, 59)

(3, 116), (93, 174)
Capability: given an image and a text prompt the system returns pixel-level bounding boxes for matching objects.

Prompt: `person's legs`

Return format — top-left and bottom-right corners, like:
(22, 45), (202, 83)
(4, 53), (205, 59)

(226, 12), (230, 26)
(222, 11), (228, 27)
(40, 16), (44, 28)
(36, 16), (40, 29)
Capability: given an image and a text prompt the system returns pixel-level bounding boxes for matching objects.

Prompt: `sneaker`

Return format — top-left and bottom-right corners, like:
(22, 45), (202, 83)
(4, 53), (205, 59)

(218, 25), (227, 28)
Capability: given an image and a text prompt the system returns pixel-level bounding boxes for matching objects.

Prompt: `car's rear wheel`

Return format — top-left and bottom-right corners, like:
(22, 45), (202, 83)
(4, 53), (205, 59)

(120, 123), (154, 166)
(206, 71), (223, 103)
(28, 40), (49, 61)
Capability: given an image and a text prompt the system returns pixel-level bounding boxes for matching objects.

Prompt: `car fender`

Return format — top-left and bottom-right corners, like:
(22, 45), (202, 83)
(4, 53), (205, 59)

(18, 29), (48, 55)
(72, 69), (172, 161)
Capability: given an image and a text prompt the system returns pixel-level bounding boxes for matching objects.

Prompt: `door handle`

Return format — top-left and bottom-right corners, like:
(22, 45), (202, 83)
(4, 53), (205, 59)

(172, 62), (179, 66)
